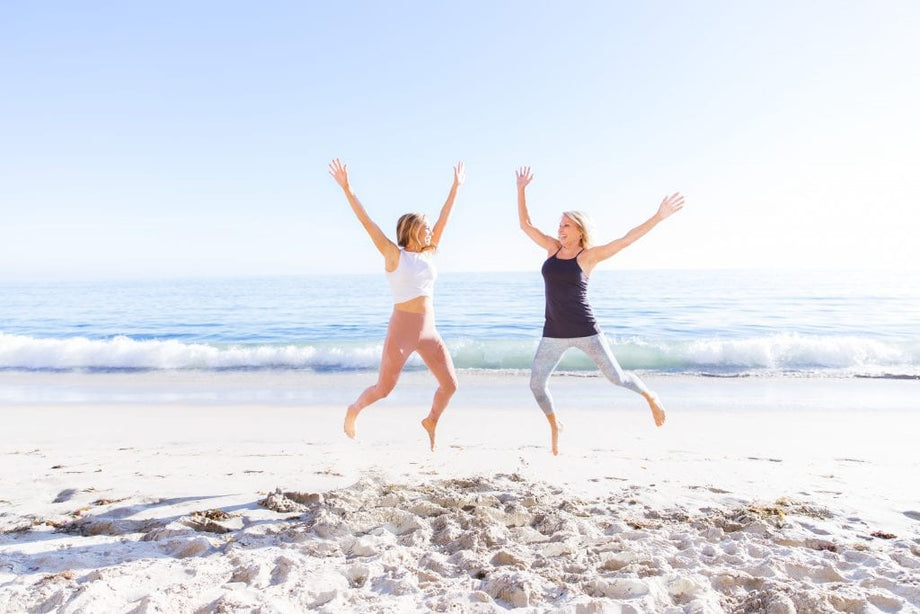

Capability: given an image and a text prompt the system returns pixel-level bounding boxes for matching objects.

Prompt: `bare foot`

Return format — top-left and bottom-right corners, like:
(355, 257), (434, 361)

(421, 416), (437, 451)
(646, 392), (667, 427)
(546, 414), (561, 456)
(344, 404), (360, 439)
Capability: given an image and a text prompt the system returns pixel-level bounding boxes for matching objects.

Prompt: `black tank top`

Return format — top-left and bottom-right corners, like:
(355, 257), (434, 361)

(541, 249), (600, 338)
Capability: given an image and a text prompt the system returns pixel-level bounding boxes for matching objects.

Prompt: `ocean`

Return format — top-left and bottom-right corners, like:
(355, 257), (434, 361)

(1, 269), (918, 379)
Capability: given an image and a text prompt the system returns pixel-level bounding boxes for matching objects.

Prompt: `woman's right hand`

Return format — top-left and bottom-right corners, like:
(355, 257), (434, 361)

(328, 158), (350, 189)
(516, 166), (533, 189)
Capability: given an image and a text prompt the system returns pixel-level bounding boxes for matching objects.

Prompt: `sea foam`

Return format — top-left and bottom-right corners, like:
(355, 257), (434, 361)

(1, 332), (916, 377)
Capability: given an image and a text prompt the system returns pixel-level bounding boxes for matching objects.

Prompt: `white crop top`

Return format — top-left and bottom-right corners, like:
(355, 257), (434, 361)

(387, 249), (437, 303)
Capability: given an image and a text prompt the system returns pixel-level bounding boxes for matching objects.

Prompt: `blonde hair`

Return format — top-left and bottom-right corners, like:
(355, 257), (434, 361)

(562, 211), (595, 248)
(396, 213), (435, 251)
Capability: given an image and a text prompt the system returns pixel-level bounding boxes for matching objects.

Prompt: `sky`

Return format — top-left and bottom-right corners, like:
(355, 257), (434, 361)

(1, 1), (918, 279)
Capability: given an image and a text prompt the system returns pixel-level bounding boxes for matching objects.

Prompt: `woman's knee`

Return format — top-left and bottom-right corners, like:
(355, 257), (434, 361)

(375, 375), (399, 398)
(439, 373), (458, 396)
(603, 370), (625, 386)
(529, 374), (548, 398)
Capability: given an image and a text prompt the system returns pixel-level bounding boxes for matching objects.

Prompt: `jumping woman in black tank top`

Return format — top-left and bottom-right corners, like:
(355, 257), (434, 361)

(516, 165), (685, 455)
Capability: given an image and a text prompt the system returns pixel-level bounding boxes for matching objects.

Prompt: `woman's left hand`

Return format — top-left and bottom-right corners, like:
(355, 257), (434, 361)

(453, 161), (466, 186)
(329, 158), (350, 189)
(657, 192), (685, 219)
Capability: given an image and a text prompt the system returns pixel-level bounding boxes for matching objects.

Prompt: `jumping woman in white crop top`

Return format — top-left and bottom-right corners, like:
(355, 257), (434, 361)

(329, 158), (464, 450)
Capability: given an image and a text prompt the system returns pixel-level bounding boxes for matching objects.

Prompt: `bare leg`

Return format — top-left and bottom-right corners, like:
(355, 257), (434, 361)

(545, 413), (561, 456)
(344, 403), (361, 439)
(643, 391), (667, 427)
(417, 335), (458, 451)
(345, 324), (410, 440)
(345, 379), (399, 439)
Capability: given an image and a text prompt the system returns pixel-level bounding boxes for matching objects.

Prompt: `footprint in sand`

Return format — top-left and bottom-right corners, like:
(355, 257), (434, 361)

(903, 510), (920, 521)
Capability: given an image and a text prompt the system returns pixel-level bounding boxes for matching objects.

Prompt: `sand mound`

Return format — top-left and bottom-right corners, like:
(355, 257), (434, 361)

(2, 473), (918, 612)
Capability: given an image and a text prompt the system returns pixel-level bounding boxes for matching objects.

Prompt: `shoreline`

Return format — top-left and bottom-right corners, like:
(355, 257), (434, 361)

(2, 368), (918, 411)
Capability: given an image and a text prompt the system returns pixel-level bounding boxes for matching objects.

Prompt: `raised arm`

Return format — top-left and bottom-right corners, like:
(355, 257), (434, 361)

(430, 161), (465, 247)
(328, 159), (399, 267)
(581, 192), (685, 271)
(516, 166), (560, 253)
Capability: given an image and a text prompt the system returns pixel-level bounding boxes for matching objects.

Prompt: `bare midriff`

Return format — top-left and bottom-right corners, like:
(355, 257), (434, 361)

(394, 295), (433, 314)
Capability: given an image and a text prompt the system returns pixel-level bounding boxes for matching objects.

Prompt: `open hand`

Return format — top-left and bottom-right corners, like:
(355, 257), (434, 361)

(453, 161), (466, 186)
(328, 158), (349, 189)
(657, 192), (685, 219)
(516, 166), (533, 189)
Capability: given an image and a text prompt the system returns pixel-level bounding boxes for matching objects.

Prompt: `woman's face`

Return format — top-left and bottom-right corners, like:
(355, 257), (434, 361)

(415, 218), (432, 247)
(557, 215), (582, 247)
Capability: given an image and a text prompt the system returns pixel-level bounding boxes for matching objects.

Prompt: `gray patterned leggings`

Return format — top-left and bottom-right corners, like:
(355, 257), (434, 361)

(529, 334), (649, 415)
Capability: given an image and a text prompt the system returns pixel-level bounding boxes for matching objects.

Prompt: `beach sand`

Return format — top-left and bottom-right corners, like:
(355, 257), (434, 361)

(1, 372), (919, 612)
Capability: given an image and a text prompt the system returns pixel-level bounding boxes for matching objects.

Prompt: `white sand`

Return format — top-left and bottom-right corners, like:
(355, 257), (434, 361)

(1, 372), (919, 612)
